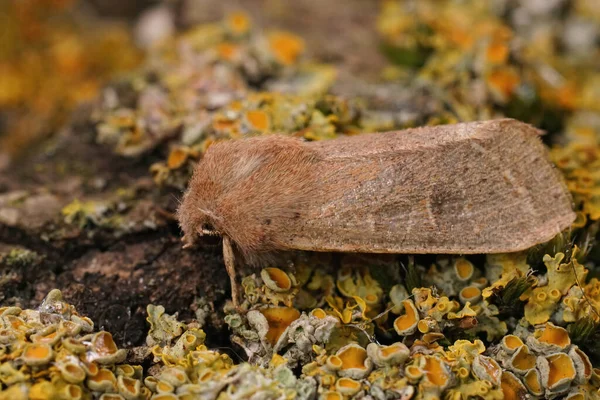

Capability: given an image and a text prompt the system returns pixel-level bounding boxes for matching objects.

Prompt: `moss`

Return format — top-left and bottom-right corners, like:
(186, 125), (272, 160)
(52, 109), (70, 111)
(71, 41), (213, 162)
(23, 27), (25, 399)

(487, 276), (534, 318)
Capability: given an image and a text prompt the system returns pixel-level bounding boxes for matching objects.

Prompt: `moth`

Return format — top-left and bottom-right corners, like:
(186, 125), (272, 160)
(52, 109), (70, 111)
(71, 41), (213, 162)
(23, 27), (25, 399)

(178, 119), (575, 306)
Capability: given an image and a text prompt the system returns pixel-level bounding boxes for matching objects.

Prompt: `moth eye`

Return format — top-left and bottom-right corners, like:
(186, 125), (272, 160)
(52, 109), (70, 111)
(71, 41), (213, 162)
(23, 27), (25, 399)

(200, 223), (214, 233)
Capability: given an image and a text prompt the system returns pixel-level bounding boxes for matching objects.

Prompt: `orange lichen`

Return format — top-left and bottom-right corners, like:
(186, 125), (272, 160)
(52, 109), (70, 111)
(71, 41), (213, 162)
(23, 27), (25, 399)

(322, 391), (343, 400)
(166, 149), (186, 170)
(310, 308), (327, 319)
(486, 67), (520, 100)
(380, 344), (402, 358)
(337, 345), (368, 371)
(572, 347), (592, 381)
(245, 110), (270, 131)
(31, 328), (59, 344)
(524, 369), (543, 396)
(326, 355), (343, 370)
(150, 394), (178, 400)
(64, 385), (82, 398)
(555, 83), (578, 110)
(501, 371), (528, 400)
(546, 353), (576, 389)
(393, 299), (419, 335)
(118, 375), (141, 397)
(460, 286), (480, 298)
(22, 343), (53, 365)
(268, 31), (305, 65)
(4, 316), (24, 331)
(566, 393), (585, 400)
(422, 356), (449, 387)
(80, 357), (99, 376)
(536, 323), (571, 349)
(217, 42), (240, 61)
(417, 319), (431, 333)
(337, 378), (359, 388)
(405, 365), (424, 381)
(502, 335), (523, 352)
(59, 362), (86, 383)
(454, 258), (474, 281)
(87, 368), (117, 391)
(212, 116), (240, 133)
(422, 332), (445, 344)
(166, 147), (197, 170)
(261, 268), (292, 292)
(0, 1), (140, 159)
(511, 345), (536, 372)
(225, 12), (251, 36)
(91, 332), (118, 356)
(335, 377), (361, 395)
(473, 355), (501, 386)
(156, 380), (173, 393)
(486, 40), (510, 64)
(364, 293), (379, 306)
(459, 286), (482, 304)
(259, 307), (300, 345)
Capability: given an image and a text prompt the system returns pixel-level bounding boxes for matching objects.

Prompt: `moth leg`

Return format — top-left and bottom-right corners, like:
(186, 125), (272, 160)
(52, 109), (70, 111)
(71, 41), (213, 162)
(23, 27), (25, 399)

(222, 236), (241, 308)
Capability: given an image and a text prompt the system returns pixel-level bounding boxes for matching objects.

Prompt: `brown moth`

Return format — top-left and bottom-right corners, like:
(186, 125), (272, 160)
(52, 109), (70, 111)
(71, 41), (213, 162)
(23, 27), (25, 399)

(178, 119), (575, 306)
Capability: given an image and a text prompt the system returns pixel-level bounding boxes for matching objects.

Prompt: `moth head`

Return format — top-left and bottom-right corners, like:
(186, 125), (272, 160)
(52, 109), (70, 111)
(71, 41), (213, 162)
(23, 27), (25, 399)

(181, 217), (222, 249)
(178, 185), (224, 249)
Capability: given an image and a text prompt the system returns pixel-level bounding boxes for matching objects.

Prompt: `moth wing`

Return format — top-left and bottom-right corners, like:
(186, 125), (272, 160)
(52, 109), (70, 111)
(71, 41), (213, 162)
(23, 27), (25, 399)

(285, 119), (575, 254)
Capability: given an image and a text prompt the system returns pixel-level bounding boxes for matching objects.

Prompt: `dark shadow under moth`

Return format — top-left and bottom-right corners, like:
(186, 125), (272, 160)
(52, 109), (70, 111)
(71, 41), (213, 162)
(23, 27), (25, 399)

(178, 118), (576, 306)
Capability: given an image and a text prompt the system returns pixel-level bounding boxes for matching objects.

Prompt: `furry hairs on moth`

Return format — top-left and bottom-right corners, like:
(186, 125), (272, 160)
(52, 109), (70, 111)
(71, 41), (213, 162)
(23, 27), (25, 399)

(178, 118), (575, 306)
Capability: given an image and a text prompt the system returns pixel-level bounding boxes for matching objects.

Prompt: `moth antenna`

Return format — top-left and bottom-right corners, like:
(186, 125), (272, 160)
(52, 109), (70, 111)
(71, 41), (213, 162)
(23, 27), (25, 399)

(153, 205), (177, 221)
(526, 268), (535, 278)
(370, 304), (396, 322)
(213, 346), (245, 363)
(373, 292), (417, 322)
(346, 324), (379, 345)
(171, 193), (182, 206)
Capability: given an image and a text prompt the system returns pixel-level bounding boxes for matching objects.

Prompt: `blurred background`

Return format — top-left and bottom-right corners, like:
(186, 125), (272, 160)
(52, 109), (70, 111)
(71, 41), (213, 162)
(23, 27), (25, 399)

(0, 0), (384, 169)
(1, 0), (598, 171)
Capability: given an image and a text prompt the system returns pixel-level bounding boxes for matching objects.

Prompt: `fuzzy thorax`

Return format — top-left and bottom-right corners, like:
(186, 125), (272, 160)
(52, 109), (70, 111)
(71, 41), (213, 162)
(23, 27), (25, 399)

(178, 135), (319, 265)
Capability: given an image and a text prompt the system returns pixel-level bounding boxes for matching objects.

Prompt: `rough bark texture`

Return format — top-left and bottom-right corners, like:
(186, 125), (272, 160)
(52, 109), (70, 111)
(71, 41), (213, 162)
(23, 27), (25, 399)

(0, 115), (230, 347)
